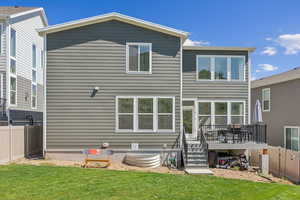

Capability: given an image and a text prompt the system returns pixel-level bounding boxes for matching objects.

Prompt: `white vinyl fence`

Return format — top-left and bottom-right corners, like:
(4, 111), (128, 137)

(250, 146), (300, 183)
(0, 125), (43, 164)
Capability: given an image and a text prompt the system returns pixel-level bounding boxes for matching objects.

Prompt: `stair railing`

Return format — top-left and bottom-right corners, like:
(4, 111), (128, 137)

(198, 126), (209, 162)
(181, 126), (188, 168)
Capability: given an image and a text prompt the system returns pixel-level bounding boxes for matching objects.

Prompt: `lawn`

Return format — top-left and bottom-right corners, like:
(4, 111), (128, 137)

(0, 165), (299, 200)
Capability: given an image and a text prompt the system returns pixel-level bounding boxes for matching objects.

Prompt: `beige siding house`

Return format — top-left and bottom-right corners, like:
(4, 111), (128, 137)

(252, 67), (300, 151)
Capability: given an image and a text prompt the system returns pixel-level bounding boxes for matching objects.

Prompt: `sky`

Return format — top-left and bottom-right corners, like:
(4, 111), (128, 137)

(2, 0), (300, 80)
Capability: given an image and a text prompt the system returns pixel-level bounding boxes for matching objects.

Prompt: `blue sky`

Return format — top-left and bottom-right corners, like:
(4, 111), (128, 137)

(2, 0), (300, 80)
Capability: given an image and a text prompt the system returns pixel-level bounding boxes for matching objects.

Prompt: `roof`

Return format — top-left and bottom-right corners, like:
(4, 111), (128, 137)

(0, 6), (48, 25)
(183, 46), (256, 52)
(37, 12), (189, 39)
(252, 67), (300, 88)
(0, 6), (38, 16)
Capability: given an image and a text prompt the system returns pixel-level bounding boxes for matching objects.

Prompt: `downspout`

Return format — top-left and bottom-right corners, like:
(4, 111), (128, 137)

(248, 51), (251, 125)
(179, 37), (183, 149)
(42, 33), (47, 157)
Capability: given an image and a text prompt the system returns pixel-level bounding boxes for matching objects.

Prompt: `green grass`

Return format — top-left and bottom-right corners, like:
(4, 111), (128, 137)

(0, 165), (299, 200)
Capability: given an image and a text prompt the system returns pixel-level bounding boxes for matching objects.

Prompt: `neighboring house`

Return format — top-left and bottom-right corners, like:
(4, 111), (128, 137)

(252, 67), (300, 151)
(38, 12), (266, 171)
(0, 6), (47, 125)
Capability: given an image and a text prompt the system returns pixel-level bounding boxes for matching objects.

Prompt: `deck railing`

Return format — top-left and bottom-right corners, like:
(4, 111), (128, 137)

(198, 124), (267, 144)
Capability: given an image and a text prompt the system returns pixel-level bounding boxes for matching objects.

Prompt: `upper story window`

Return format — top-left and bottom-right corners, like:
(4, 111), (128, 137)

(0, 24), (3, 55)
(32, 44), (37, 109)
(126, 43), (152, 73)
(197, 55), (245, 81)
(10, 28), (16, 58)
(262, 88), (270, 112)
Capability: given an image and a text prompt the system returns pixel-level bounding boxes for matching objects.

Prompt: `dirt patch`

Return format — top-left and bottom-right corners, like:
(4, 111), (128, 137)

(211, 168), (293, 185)
(12, 158), (293, 184)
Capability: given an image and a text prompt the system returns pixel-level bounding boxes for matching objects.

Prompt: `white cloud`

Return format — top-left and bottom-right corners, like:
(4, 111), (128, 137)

(261, 47), (277, 56)
(183, 39), (210, 46)
(255, 69), (261, 73)
(265, 37), (272, 41)
(257, 64), (278, 72)
(275, 34), (300, 55)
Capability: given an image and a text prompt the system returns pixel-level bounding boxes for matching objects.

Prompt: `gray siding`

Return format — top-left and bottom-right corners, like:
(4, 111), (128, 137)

(0, 21), (6, 71)
(183, 50), (249, 122)
(14, 75), (43, 112)
(251, 79), (300, 147)
(46, 20), (181, 150)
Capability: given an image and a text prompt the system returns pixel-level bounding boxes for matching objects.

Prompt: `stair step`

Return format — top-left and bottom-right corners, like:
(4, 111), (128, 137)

(187, 155), (207, 159)
(186, 163), (209, 168)
(185, 168), (213, 175)
(187, 160), (207, 164)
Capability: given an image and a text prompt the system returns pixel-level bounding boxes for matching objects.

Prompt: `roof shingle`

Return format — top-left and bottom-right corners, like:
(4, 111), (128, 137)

(0, 6), (38, 16)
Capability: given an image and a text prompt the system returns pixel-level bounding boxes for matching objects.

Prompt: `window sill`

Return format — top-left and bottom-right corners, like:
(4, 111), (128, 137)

(126, 72), (152, 75)
(115, 130), (175, 134)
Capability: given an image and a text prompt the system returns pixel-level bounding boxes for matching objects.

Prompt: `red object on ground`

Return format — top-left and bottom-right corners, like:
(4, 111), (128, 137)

(88, 149), (100, 155)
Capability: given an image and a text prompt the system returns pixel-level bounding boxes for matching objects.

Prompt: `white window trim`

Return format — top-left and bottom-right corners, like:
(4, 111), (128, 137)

(9, 27), (17, 106)
(284, 126), (300, 151)
(262, 88), (270, 112)
(196, 55), (246, 82)
(126, 42), (152, 74)
(115, 96), (175, 133)
(197, 100), (246, 125)
(31, 44), (37, 109)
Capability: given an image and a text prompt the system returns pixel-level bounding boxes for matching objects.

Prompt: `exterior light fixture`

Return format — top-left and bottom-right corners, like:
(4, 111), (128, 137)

(90, 86), (99, 97)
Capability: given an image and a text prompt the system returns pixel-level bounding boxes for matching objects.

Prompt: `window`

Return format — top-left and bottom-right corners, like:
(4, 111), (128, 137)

(215, 102), (228, 125)
(10, 28), (16, 58)
(197, 57), (211, 80)
(158, 98), (173, 130)
(118, 98), (134, 130)
(41, 50), (44, 68)
(9, 28), (17, 105)
(32, 44), (37, 108)
(285, 127), (299, 151)
(116, 96), (174, 132)
(126, 43), (152, 73)
(10, 59), (16, 105)
(231, 102), (244, 124)
(215, 57), (227, 80)
(198, 102), (211, 125)
(198, 101), (245, 126)
(196, 55), (245, 81)
(262, 88), (270, 112)
(138, 98), (153, 130)
(231, 57), (245, 80)
(0, 24), (3, 54)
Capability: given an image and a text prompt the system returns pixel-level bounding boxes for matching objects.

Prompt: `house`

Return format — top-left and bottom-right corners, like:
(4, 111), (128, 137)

(38, 12), (267, 171)
(252, 67), (300, 151)
(0, 6), (47, 125)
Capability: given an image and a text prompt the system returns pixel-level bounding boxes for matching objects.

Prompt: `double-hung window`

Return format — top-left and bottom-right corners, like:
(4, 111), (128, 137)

(231, 102), (244, 124)
(284, 127), (299, 151)
(10, 28), (17, 105)
(118, 98), (134, 130)
(198, 101), (245, 126)
(138, 98), (154, 130)
(116, 96), (174, 132)
(158, 98), (174, 130)
(126, 43), (152, 73)
(197, 56), (245, 81)
(32, 44), (37, 108)
(198, 102), (211, 125)
(262, 88), (270, 112)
